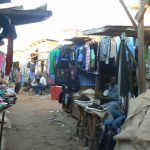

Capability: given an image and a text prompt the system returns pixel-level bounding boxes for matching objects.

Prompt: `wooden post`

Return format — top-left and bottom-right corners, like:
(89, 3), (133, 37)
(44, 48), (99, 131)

(95, 42), (100, 98)
(95, 74), (100, 98)
(137, 0), (146, 93)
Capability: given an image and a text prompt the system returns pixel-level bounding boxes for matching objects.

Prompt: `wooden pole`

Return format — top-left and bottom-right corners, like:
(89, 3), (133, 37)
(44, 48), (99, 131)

(137, 0), (146, 93)
(95, 74), (100, 98)
(119, 0), (138, 30)
(135, 0), (150, 22)
(95, 42), (100, 98)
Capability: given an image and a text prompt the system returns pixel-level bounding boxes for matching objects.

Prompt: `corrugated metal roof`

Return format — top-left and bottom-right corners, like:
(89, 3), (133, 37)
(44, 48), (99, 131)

(0, 6), (52, 25)
(83, 25), (150, 40)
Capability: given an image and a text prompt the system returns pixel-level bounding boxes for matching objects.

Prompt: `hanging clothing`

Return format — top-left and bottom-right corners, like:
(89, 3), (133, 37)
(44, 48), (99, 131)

(117, 39), (129, 97)
(85, 43), (90, 71)
(55, 68), (69, 85)
(89, 42), (98, 71)
(49, 48), (60, 74)
(69, 66), (80, 91)
(76, 45), (86, 70)
(99, 36), (111, 61)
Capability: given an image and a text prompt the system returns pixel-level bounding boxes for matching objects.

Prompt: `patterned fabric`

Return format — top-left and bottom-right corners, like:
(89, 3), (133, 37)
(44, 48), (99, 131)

(78, 70), (95, 87)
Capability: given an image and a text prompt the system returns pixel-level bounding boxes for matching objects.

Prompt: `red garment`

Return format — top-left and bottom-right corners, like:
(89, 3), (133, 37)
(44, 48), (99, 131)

(5, 37), (13, 75)
(0, 52), (5, 70)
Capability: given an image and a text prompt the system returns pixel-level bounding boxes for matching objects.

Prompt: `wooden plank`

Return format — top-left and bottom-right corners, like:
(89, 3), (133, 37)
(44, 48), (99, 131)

(71, 101), (80, 119)
(95, 42), (100, 98)
(119, 0), (138, 31)
(95, 74), (100, 98)
(138, 19), (146, 93)
(135, 0), (150, 22)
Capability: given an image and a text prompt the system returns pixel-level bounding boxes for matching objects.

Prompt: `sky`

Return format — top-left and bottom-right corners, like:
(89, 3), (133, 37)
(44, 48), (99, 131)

(3, 0), (148, 50)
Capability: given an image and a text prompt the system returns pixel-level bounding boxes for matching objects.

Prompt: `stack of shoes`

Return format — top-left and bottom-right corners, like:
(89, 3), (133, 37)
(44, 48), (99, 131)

(89, 103), (104, 110)
(74, 94), (93, 108)
(78, 94), (91, 101)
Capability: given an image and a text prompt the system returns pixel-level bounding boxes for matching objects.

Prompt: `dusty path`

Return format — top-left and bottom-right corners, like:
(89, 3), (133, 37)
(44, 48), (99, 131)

(4, 91), (85, 150)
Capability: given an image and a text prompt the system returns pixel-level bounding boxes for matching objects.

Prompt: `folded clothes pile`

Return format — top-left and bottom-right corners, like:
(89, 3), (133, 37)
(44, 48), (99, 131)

(0, 85), (17, 109)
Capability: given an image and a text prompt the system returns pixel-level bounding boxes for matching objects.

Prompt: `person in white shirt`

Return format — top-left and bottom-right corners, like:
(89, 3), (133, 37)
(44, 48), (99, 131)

(24, 77), (40, 93)
(34, 74), (47, 95)
(40, 75), (47, 86)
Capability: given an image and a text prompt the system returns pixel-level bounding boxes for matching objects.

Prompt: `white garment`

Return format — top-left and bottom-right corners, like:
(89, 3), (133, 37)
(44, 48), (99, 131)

(40, 76), (47, 86)
(31, 79), (37, 87)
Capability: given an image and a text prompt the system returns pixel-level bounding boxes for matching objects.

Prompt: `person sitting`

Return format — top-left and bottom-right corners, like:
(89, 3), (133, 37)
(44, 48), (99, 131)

(23, 77), (31, 87)
(100, 76), (126, 134)
(100, 76), (119, 104)
(34, 74), (47, 95)
(24, 77), (40, 94)
(100, 76), (122, 112)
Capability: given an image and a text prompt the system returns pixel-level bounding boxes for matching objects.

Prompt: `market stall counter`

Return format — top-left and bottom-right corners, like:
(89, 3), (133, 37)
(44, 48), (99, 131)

(0, 84), (17, 149)
(74, 98), (108, 150)
(75, 99), (93, 138)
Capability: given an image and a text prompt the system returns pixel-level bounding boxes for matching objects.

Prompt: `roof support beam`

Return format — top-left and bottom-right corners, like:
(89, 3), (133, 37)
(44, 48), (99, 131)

(137, 17), (146, 93)
(119, 0), (138, 31)
(136, 0), (146, 94)
(135, 0), (150, 22)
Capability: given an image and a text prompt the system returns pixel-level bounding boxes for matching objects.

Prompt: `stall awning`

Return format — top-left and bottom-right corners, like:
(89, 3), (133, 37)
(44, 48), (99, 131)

(65, 37), (92, 43)
(83, 25), (150, 40)
(0, 6), (52, 25)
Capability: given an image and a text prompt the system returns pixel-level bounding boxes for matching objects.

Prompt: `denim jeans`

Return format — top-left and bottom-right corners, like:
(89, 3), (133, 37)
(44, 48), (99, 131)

(34, 83), (46, 94)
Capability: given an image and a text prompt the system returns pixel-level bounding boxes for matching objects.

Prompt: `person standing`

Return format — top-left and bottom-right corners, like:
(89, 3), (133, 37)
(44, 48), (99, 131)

(14, 67), (22, 94)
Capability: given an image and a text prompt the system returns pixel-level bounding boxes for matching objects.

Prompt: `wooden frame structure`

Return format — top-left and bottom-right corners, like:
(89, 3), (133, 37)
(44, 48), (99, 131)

(84, 0), (150, 94)
(120, 0), (150, 93)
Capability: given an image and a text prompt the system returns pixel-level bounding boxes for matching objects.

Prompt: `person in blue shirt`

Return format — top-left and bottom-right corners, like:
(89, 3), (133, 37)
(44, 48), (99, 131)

(101, 76), (119, 103)
(101, 76), (126, 133)
(107, 76), (119, 100)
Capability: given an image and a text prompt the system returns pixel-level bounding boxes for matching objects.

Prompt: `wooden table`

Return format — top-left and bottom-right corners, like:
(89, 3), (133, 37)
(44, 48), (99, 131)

(76, 105), (87, 138)
(75, 100), (93, 138)
(84, 108), (107, 150)
(84, 110), (98, 150)
(75, 101), (108, 150)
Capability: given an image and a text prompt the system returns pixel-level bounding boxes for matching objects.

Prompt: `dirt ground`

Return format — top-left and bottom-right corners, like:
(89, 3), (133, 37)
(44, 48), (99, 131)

(4, 90), (87, 150)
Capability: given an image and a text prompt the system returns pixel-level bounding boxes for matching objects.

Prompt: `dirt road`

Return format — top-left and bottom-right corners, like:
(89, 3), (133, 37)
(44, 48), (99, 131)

(4, 91), (86, 150)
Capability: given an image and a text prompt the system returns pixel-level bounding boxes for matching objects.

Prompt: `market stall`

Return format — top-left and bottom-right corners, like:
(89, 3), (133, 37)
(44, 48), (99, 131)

(0, 81), (17, 149)
(64, 25), (141, 150)
(0, 3), (52, 149)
